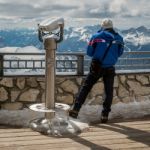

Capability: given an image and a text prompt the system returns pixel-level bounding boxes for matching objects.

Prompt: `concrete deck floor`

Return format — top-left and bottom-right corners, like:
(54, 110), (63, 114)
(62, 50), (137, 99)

(0, 118), (150, 150)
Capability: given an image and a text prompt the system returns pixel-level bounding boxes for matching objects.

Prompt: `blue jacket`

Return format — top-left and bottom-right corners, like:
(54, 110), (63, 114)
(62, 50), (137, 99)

(87, 29), (124, 68)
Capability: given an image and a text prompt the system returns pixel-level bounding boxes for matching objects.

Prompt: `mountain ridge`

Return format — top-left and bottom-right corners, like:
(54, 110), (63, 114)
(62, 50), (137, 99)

(0, 25), (149, 52)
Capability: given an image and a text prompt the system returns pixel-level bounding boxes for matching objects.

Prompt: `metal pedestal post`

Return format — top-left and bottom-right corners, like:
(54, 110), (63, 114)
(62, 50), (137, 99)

(44, 38), (56, 120)
(29, 38), (70, 135)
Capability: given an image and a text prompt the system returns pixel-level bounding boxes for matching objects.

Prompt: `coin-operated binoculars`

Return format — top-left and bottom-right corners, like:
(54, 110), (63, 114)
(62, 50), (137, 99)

(29, 18), (88, 136)
(29, 18), (71, 135)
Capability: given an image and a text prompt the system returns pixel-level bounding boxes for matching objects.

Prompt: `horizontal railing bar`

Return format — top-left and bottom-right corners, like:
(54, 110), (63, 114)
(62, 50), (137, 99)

(116, 65), (150, 67)
(1, 53), (45, 55)
(119, 58), (150, 60)
(5, 58), (149, 62)
(4, 68), (44, 69)
(57, 67), (77, 69)
(0, 51), (150, 56)
(4, 60), (45, 61)
(0, 52), (85, 56)
(123, 51), (150, 54)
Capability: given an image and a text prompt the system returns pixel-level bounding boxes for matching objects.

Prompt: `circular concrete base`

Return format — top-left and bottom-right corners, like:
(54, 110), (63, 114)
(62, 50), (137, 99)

(29, 103), (89, 136)
(30, 117), (89, 136)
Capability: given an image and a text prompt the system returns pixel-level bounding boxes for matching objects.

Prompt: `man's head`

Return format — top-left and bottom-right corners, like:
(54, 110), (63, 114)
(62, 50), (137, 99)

(101, 18), (113, 29)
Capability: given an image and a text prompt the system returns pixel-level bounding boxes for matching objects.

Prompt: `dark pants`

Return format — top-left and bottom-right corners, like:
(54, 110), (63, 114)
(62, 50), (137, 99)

(73, 66), (115, 115)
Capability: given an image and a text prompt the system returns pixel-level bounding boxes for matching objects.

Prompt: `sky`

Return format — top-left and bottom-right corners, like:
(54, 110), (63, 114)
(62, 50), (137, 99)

(0, 0), (149, 29)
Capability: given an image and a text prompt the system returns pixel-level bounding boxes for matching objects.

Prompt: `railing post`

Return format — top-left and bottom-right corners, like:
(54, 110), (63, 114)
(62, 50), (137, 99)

(0, 54), (3, 77)
(77, 54), (84, 75)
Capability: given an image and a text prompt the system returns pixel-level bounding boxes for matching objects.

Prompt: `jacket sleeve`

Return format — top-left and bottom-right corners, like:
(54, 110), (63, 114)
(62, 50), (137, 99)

(86, 36), (97, 57)
(118, 38), (124, 57)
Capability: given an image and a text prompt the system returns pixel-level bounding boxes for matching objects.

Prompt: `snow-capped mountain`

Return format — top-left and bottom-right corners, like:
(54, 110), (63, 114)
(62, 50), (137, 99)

(0, 25), (150, 52)
(122, 26), (150, 51)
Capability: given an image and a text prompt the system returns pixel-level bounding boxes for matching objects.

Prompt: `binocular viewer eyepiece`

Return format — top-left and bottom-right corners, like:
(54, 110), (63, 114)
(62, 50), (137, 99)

(38, 17), (64, 43)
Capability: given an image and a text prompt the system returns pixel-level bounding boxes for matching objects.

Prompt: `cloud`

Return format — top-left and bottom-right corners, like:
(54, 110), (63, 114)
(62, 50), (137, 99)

(88, 0), (150, 18)
(109, 0), (127, 14)
(0, 0), (80, 18)
(0, 0), (149, 19)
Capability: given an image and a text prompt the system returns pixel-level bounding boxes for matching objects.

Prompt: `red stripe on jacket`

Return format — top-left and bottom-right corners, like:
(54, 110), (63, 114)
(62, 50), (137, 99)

(88, 39), (106, 46)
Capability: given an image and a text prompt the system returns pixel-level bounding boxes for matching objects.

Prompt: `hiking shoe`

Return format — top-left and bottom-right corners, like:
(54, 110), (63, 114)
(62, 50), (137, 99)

(101, 112), (109, 123)
(69, 110), (78, 119)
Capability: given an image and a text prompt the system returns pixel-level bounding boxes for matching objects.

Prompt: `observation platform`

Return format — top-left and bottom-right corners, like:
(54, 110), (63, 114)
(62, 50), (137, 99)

(0, 117), (150, 150)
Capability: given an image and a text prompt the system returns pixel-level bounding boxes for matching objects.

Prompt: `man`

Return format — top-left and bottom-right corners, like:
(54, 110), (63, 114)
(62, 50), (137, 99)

(69, 18), (124, 123)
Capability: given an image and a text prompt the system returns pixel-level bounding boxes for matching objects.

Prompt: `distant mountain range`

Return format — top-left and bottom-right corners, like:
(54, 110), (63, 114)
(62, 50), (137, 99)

(0, 25), (149, 52)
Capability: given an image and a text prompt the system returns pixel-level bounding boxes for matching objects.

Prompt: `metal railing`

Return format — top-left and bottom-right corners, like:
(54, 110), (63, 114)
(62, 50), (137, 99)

(0, 51), (150, 76)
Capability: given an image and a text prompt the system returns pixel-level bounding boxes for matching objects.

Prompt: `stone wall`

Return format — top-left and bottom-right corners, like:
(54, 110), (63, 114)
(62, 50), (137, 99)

(0, 74), (150, 110)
